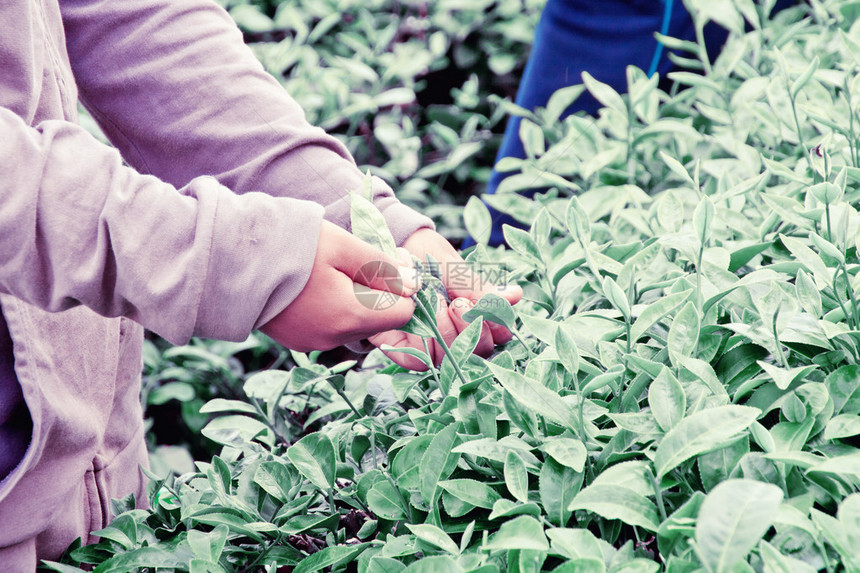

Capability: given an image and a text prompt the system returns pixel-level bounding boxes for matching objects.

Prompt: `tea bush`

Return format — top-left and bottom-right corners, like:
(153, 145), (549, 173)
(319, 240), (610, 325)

(220, 0), (545, 240)
(49, 0), (860, 572)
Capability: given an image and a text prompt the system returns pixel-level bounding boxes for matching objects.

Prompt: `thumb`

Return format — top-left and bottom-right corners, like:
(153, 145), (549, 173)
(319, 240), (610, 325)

(322, 224), (421, 295)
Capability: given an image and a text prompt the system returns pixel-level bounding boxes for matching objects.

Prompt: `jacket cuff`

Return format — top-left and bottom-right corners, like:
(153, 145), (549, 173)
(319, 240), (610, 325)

(193, 187), (324, 342)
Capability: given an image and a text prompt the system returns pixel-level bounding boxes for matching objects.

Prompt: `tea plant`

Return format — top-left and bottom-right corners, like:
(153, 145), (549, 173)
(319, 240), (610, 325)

(47, 0), (860, 572)
(215, 0), (545, 240)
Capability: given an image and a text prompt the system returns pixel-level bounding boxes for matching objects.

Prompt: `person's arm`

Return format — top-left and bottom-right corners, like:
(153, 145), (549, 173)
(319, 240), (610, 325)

(0, 107), (416, 346)
(59, 0), (432, 246)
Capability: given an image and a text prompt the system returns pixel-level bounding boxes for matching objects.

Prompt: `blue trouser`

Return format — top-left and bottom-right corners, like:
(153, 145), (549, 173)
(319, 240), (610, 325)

(471, 0), (728, 247)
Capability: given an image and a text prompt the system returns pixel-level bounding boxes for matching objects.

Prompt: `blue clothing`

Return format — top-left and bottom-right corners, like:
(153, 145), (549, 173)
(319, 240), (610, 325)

(473, 0), (729, 246)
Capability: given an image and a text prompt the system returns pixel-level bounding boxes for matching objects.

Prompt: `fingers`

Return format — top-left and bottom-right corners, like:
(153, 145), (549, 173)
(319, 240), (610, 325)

(449, 298), (495, 357)
(369, 330), (431, 372)
(322, 222), (421, 295)
(401, 227), (522, 304)
(444, 261), (522, 305)
(350, 281), (417, 336)
(487, 321), (514, 345)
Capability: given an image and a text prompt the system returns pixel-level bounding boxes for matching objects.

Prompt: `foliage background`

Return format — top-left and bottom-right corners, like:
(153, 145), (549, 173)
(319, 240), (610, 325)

(55, 1), (860, 572)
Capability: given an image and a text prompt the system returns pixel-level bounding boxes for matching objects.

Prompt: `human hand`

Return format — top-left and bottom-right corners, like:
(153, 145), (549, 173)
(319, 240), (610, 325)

(368, 227), (522, 370)
(261, 220), (421, 352)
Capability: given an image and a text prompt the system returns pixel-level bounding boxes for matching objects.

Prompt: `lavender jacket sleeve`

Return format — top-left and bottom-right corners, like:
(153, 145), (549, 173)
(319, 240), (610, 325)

(59, 0), (433, 246)
(0, 106), (327, 344)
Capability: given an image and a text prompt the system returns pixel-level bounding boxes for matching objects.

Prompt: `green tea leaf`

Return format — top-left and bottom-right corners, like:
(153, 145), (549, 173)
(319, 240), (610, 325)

(488, 363), (577, 431)
(566, 196), (591, 240)
(540, 438), (587, 472)
(545, 528), (604, 561)
(825, 365), (860, 415)
(630, 290), (692, 343)
(401, 556), (462, 573)
(199, 398), (258, 416)
(483, 516), (549, 552)
(544, 84), (586, 124)
(287, 432), (337, 491)
(569, 484), (661, 532)
(405, 523), (460, 555)
(254, 461), (295, 503)
(293, 543), (369, 573)
(794, 269), (822, 317)
(554, 326), (581, 378)
(462, 293), (517, 331)
(582, 72), (626, 114)
(603, 276), (631, 321)
(667, 302), (700, 369)
(367, 480), (408, 520)
(659, 152), (696, 188)
(693, 196), (714, 244)
(540, 458), (582, 527)
(438, 478), (500, 509)
(807, 452), (860, 477)
(655, 406), (760, 478)
(649, 367), (686, 432)
(824, 414), (860, 440)
(201, 415), (272, 447)
(780, 235), (831, 285)
(694, 479), (783, 573)
(350, 183), (397, 258)
(420, 424), (462, 504)
(504, 225), (542, 262)
(504, 450), (530, 503)
(791, 56), (820, 98)
(697, 438), (749, 492)
(464, 196), (492, 246)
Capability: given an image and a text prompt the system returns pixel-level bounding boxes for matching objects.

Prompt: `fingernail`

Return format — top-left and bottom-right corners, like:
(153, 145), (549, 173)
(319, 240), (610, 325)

(399, 265), (422, 292)
(452, 297), (474, 315)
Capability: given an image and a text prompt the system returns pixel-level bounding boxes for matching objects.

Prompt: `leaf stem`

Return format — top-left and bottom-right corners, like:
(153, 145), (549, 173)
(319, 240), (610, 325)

(335, 387), (363, 419)
(694, 21), (712, 76)
(772, 309), (789, 369)
(831, 267), (856, 330)
(412, 293), (468, 391)
(422, 337), (444, 392)
(841, 263), (860, 330)
(650, 471), (668, 523)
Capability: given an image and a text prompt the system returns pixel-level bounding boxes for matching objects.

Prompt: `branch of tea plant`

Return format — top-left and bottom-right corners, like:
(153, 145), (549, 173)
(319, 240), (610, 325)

(411, 292), (470, 390)
(830, 267), (859, 330)
(693, 19), (713, 76)
(784, 73), (810, 159)
(246, 396), (292, 447)
(463, 455), (500, 478)
(573, 234), (604, 294)
(246, 539), (279, 572)
(422, 337), (444, 393)
(624, 319), (632, 356)
(571, 379), (589, 447)
(839, 263), (860, 330)
(816, 536), (836, 573)
(772, 308), (789, 369)
(696, 243), (705, 315)
(331, 383), (363, 419)
(369, 426), (379, 471)
(649, 470), (668, 522)
(848, 76), (860, 167)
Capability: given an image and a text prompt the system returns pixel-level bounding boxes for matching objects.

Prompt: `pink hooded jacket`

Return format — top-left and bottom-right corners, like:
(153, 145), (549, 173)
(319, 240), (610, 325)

(0, 0), (432, 567)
